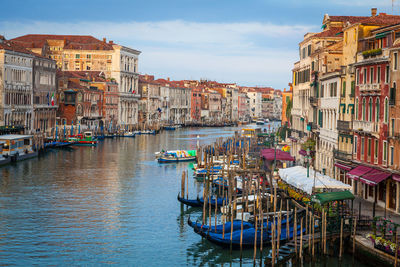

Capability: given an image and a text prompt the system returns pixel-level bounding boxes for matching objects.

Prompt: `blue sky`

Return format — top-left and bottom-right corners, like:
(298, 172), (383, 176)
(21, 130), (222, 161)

(0, 0), (397, 89)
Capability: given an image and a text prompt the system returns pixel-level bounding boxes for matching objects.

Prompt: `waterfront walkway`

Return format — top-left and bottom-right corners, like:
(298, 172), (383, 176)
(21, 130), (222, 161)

(353, 196), (400, 224)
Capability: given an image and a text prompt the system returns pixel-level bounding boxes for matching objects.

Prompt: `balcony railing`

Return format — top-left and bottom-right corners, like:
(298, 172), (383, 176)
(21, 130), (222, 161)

(333, 149), (352, 161)
(390, 98), (395, 106)
(359, 83), (380, 92)
(353, 120), (379, 134)
(337, 120), (351, 132)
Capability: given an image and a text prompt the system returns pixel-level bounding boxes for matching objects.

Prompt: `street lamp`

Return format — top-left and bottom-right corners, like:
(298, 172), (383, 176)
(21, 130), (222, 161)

(306, 147), (311, 178)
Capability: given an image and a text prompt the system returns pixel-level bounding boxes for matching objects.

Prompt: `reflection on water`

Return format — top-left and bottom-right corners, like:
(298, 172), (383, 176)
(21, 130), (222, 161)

(0, 124), (366, 266)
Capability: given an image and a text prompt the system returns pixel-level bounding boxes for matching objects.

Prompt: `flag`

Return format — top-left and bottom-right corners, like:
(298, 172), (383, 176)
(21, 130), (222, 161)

(51, 93), (55, 106)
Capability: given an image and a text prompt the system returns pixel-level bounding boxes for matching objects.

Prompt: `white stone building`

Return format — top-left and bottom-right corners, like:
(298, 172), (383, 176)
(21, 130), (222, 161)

(0, 36), (34, 132)
(247, 91), (262, 119)
(316, 72), (341, 177)
(111, 45), (141, 128)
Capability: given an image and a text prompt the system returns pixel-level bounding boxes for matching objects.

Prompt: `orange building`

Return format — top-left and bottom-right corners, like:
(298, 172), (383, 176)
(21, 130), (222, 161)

(281, 86), (293, 126)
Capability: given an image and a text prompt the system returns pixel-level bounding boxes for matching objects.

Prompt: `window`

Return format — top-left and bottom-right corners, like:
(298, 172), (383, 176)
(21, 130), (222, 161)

(75, 54), (80, 59)
(392, 118), (395, 136)
(390, 146), (394, 165)
(361, 137), (365, 156)
(368, 138), (371, 158)
(370, 67), (374, 83)
(375, 139), (378, 162)
(383, 141), (388, 163)
(354, 136), (358, 154)
(395, 52), (398, 70)
(369, 97), (373, 121)
(384, 97), (389, 123)
(351, 81), (355, 97)
(376, 98), (380, 122)
(377, 66), (381, 83)
(342, 81), (346, 97)
(307, 45), (311, 56)
(87, 54), (91, 59)
(362, 98), (366, 121)
(321, 85), (324, 97)
(356, 69), (360, 84)
(364, 68), (367, 84)
(390, 82), (396, 103)
(386, 65), (390, 83)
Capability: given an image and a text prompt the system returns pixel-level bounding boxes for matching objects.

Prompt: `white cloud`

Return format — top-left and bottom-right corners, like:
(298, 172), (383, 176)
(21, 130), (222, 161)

(1, 20), (315, 88)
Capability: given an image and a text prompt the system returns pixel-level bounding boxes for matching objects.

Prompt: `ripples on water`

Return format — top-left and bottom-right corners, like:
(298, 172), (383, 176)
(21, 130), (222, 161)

(0, 124), (366, 266)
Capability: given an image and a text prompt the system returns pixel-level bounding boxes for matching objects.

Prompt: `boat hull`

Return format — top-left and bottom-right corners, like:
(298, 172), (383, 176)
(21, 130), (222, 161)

(158, 156), (196, 163)
(177, 195), (202, 207)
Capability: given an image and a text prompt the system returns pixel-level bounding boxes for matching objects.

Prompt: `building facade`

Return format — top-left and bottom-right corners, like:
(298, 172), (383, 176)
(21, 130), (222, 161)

(0, 36), (34, 132)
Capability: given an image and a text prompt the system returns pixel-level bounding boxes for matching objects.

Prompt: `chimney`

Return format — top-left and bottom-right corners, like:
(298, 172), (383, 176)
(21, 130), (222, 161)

(109, 40), (113, 44)
(371, 8), (377, 17)
(167, 77), (170, 81)
(103, 37), (106, 43)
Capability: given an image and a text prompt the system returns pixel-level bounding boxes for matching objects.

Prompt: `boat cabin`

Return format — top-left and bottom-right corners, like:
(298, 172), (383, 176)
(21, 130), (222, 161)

(84, 131), (93, 139)
(241, 128), (255, 138)
(0, 135), (34, 156)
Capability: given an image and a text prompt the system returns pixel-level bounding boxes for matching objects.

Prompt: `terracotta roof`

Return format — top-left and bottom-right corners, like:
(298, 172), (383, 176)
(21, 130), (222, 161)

(67, 80), (87, 90)
(11, 34), (114, 51)
(312, 27), (343, 38)
(0, 36), (36, 56)
(328, 16), (369, 24)
(58, 71), (107, 82)
(358, 13), (400, 26)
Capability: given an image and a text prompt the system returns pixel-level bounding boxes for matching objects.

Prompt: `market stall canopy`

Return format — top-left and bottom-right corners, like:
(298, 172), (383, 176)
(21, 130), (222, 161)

(278, 166), (352, 195)
(261, 149), (295, 162)
(311, 191), (354, 205)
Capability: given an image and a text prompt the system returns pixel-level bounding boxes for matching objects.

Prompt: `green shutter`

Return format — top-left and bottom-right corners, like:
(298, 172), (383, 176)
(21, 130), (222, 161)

(351, 81), (355, 96)
(342, 81), (346, 97)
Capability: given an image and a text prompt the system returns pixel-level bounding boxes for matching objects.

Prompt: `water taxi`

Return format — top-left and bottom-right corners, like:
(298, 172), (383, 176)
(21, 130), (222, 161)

(0, 135), (38, 162)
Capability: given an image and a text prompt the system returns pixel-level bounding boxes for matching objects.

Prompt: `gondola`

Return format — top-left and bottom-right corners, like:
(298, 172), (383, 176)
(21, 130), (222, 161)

(203, 224), (303, 249)
(177, 195), (202, 207)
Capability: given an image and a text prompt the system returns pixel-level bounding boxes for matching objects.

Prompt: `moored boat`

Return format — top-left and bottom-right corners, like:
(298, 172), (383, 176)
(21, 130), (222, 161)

(69, 131), (97, 146)
(0, 135), (38, 162)
(157, 149), (197, 163)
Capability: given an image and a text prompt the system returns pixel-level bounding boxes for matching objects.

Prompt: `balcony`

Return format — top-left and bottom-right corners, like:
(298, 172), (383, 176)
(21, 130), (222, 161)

(333, 149), (352, 161)
(390, 98), (395, 106)
(359, 83), (380, 92)
(309, 96), (318, 106)
(352, 120), (379, 135)
(337, 120), (351, 132)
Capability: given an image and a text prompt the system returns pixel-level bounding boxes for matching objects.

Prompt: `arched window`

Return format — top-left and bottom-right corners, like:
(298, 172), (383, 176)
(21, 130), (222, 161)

(362, 98), (366, 121)
(369, 97), (373, 121)
(356, 98), (359, 119)
(376, 98), (380, 122)
(385, 97), (389, 123)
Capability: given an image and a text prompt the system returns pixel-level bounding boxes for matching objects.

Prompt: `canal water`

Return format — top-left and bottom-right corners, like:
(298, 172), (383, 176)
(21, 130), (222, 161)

(0, 124), (368, 266)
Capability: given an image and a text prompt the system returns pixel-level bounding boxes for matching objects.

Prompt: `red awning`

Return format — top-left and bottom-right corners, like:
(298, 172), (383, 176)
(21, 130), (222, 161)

(393, 174), (400, 182)
(346, 165), (373, 180)
(334, 162), (352, 171)
(359, 169), (391, 186)
(261, 149), (295, 162)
